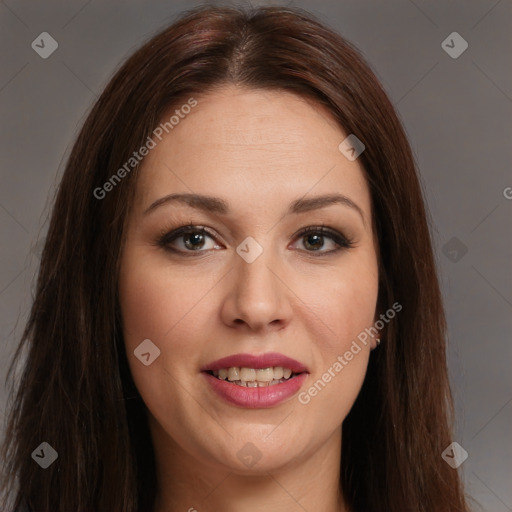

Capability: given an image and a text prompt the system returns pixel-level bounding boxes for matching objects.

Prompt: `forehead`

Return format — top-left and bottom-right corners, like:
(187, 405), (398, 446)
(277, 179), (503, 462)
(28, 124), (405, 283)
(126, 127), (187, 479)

(134, 86), (371, 222)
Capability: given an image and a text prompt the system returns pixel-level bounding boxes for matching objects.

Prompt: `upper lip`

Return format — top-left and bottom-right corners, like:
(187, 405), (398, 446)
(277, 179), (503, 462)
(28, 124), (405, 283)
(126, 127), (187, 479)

(201, 352), (309, 373)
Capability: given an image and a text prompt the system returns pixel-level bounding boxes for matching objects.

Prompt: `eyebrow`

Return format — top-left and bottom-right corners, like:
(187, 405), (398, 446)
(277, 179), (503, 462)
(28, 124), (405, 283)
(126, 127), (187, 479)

(143, 192), (365, 223)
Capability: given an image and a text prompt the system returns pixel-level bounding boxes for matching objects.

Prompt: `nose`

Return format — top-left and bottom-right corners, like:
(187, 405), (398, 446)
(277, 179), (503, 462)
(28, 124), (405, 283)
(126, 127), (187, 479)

(219, 244), (293, 333)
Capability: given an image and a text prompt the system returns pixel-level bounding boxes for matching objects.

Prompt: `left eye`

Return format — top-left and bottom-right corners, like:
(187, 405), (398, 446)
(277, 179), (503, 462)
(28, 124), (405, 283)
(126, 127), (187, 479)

(292, 226), (353, 254)
(157, 225), (353, 256)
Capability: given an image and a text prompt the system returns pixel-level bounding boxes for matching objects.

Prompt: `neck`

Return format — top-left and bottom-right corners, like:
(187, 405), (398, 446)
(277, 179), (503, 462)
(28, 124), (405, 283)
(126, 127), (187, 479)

(150, 417), (348, 512)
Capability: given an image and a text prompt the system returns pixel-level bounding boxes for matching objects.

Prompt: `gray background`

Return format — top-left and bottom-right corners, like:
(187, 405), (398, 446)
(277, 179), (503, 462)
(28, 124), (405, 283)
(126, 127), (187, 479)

(1, 0), (511, 510)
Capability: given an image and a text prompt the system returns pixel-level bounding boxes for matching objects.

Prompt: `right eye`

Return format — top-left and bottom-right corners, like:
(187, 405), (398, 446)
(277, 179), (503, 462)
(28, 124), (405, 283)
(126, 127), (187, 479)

(157, 225), (223, 255)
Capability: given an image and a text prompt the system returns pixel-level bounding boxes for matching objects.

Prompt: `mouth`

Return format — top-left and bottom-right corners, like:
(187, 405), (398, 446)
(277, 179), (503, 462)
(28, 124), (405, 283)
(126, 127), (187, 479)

(205, 366), (304, 387)
(201, 352), (309, 408)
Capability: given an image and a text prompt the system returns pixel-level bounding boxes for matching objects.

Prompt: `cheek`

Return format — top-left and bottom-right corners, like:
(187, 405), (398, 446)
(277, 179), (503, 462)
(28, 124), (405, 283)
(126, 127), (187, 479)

(119, 268), (178, 346)
(118, 248), (223, 440)
(118, 249), (216, 350)
(297, 248), (379, 355)
(332, 266), (379, 345)
(117, 249), (207, 398)
(329, 253), (379, 374)
(294, 251), (378, 422)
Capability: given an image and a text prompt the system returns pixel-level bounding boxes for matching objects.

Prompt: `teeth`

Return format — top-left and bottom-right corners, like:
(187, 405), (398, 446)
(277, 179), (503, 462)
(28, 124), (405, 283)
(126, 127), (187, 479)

(239, 368), (256, 381)
(273, 366), (284, 379)
(256, 368), (273, 382)
(227, 367), (240, 381)
(211, 366), (297, 386)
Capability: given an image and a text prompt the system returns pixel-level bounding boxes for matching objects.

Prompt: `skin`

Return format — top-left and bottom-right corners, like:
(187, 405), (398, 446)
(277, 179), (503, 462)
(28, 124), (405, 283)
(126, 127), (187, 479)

(118, 85), (380, 512)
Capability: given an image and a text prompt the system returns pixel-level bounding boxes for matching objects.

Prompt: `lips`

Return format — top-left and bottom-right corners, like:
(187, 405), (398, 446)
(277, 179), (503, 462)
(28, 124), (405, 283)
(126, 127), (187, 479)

(201, 352), (309, 374)
(201, 352), (309, 408)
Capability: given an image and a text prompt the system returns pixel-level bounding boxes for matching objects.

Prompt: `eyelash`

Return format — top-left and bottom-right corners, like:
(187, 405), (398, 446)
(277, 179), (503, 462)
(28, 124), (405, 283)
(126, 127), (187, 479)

(156, 224), (355, 257)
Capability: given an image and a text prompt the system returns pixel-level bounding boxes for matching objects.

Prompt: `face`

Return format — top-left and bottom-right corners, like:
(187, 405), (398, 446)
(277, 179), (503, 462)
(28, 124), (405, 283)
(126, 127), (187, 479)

(118, 85), (379, 475)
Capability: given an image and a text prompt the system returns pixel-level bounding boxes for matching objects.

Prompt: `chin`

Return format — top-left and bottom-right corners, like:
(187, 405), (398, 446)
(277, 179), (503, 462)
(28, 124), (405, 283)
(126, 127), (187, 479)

(207, 434), (306, 474)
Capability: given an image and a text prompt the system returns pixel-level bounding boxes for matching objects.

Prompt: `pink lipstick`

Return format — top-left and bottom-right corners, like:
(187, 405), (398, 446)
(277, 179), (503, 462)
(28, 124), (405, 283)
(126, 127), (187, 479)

(201, 352), (309, 408)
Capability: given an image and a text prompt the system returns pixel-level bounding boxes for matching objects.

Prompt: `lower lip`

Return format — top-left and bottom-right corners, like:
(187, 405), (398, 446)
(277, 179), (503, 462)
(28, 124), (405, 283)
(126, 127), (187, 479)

(202, 372), (308, 408)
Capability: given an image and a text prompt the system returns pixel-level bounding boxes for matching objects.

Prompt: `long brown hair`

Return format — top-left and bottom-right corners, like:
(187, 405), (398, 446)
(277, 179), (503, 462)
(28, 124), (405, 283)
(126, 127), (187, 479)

(1, 5), (471, 511)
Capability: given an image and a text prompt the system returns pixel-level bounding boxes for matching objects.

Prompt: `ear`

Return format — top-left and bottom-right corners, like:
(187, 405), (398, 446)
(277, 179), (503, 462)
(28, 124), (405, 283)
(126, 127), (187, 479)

(370, 307), (388, 350)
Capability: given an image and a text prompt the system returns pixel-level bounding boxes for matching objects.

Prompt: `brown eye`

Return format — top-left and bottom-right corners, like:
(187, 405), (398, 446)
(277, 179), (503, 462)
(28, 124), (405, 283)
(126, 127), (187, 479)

(157, 226), (220, 254)
(294, 226), (354, 255)
(302, 233), (326, 251)
(182, 231), (208, 250)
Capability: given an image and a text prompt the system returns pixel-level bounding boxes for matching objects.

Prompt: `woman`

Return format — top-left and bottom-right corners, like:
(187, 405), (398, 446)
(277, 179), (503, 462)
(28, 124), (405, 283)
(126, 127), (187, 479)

(1, 5), (472, 511)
